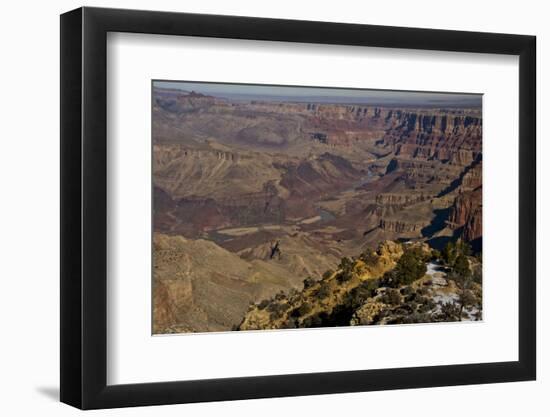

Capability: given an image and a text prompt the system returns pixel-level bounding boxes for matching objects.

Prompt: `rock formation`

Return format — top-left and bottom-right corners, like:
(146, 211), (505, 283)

(238, 241), (482, 330)
(151, 86), (483, 333)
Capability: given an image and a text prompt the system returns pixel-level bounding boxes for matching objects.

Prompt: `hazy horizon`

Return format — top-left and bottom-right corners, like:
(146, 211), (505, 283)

(153, 80), (482, 108)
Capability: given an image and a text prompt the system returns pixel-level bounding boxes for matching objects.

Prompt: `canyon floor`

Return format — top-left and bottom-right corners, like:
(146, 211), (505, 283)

(152, 86), (483, 334)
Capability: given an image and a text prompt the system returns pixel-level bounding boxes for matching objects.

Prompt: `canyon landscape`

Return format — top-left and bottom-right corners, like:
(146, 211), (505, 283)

(152, 81), (483, 334)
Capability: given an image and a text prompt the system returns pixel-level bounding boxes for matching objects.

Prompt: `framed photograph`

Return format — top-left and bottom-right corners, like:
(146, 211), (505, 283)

(60, 6), (536, 409)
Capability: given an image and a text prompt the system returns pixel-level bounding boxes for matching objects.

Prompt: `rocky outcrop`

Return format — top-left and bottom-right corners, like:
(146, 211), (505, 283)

(463, 206), (482, 243)
(238, 240), (405, 331)
(377, 111), (482, 166)
(278, 152), (360, 198)
(437, 158), (482, 244)
(378, 219), (430, 233)
(152, 232), (314, 333)
(153, 145), (274, 199)
(460, 160), (482, 189)
(384, 157), (465, 188)
(351, 301), (387, 325)
(154, 186), (288, 237)
(375, 192), (428, 207)
(237, 241), (482, 330)
(153, 145), (364, 235)
(448, 186), (482, 243)
(155, 90), (224, 114)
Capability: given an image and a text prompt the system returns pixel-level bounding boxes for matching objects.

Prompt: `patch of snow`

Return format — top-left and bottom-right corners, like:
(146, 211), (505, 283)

(426, 261), (447, 287)
(432, 293), (459, 305)
(463, 306), (481, 321)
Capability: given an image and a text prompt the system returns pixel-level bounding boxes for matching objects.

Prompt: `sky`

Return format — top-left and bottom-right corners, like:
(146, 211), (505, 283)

(153, 80), (482, 108)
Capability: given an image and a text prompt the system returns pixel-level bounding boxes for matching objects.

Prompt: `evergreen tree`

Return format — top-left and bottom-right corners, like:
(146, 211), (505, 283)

(394, 247), (427, 286)
(453, 254), (471, 279)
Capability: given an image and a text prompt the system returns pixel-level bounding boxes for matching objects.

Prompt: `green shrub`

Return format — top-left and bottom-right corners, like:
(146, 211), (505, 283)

(338, 257), (354, 272)
(402, 313), (431, 324)
(453, 254), (471, 279)
(298, 302), (312, 316)
(303, 277), (316, 289)
(443, 240), (472, 265)
(473, 269), (482, 285)
(417, 286), (429, 296)
(336, 270), (353, 283)
(381, 288), (402, 305)
(400, 286), (414, 296)
(417, 303), (431, 313)
(322, 270), (333, 280)
(379, 270), (398, 287)
(343, 279), (379, 310)
(393, 247), (427, 286)
(281, 319), (297, 329)
(267, 301), (288, 319)
(302, 314), (324, 328)
(315, 282), (332, 299)
(439, 302), (461, 321)
(459, 289), (477, 309)
(359, 250), (379, 266)
(274, 291), (286, 301)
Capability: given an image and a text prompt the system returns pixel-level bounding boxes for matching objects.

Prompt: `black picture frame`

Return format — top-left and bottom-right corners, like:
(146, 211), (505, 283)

(60, 6), (536, 410)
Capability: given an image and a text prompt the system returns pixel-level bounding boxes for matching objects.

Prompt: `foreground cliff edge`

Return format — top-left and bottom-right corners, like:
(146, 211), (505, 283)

(154, 238), (481, 333)
(237, 240), (481, 331)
